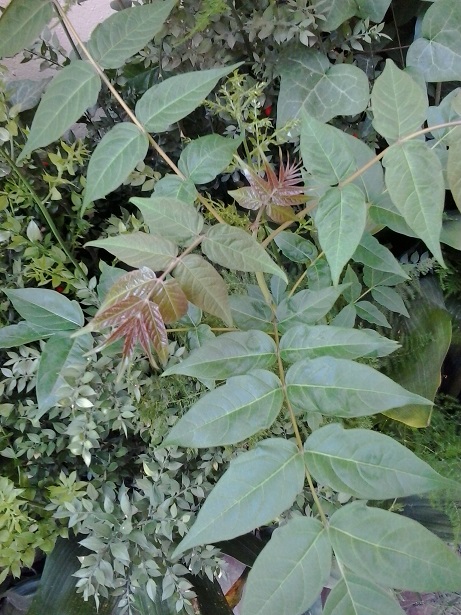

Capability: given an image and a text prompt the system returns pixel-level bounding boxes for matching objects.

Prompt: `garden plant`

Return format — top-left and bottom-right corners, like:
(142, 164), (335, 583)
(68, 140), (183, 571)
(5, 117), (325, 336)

(1, 0), (461, 614)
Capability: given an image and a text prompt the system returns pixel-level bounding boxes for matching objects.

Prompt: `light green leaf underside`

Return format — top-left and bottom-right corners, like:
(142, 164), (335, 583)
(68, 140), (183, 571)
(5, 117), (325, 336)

(85, 231), (177, 271)
(18, 61), (101, 161)
(164, 370), (283, 447)
(274, 231), (317, 263)
(407, 0), (461, 82)
(352, 232), (409, 278)
(447, 125), (461, 211)
(178, 135), (240, 184)
(383, 141), (445, 264)
(87, 1), (175, 69)
(172, 254), (232, 326)
(153, 174), (198, 205)
(276, 285), (347, 334)
(315, 184), (367, 285)
(0, 321), (53, 348)
(329, 501), (461, 591)
(202, 224), (287, 282)
(173, 439), (304, 556)
(241, 517), (331, 615)
(371, 59), (427, 142)
(310, 0), (391, 31)
(285, 356), (431, 418)
(300, 113), (385, 203)
(277, 47), (369, 133)
(229, 295), (273, 332)
(36, 333), (93, 418)
(162, 330), (276, 379)
(135, 63), (241, 132)
(323, 571), (405, 615)
(3, 288), (83, 330)
(0, 0), (53, 59)
(84, 123), (148, 207)
(131, 195), (204, 243)
(304, 423), (451, 500)
(441, 213), (461, 249)
(279, 324), (398, 363)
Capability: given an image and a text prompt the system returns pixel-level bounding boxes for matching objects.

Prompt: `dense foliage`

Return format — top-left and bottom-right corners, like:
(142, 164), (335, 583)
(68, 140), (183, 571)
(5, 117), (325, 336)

(1, 0), (461, 614)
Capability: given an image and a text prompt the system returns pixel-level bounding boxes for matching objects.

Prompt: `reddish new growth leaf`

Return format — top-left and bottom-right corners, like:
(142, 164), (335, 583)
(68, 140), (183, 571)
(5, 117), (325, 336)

(229, 153), (307, 227)
(81, 267), (188, 374)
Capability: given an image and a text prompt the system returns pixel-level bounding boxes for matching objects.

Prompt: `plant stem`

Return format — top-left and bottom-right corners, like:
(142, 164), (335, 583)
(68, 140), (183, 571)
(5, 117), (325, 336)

(50, 0), (226, 225)
(0, 149), (86, 278)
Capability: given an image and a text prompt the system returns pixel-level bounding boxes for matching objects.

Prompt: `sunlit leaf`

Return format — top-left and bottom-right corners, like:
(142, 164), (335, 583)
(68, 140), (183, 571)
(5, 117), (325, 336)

(172, 254), (232, 325)
(135, 63), (241, 132)
(0, 0), (53, 59)
(241, 517), (331, 615)
(172, 439), (304, 555)
(3, 288), (83, 330)
(18, 62), (101, 161)
(279, 324), (398, 363)
(285, 356), (432, 418)
(202, 224), (287, 282)
(304, 423), (453, 500)
(162, 330), (276, 379)
(83, 123), (149, 208)
(86, 232), (178, 271)
(131, 195), (204, 243)
(164, 370), (283, 447)
(329, 501), (461, 591)
(87, 1), (175, 69)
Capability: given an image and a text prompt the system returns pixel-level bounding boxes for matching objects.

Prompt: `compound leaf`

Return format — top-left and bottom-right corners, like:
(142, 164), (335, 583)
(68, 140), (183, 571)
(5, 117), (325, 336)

(276, 286), (347, 334)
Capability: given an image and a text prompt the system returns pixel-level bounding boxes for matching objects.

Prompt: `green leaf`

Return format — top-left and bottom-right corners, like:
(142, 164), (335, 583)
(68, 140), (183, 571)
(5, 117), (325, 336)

(304, 423), (452, 500)
(162, 330), (276, 379)
(85, 231), (178, 270)
(310, 0), (391, 31)
(329, 501), (461, 591)
(172, 439), (304, 556)
(383, 297), (451, 427)
(27, 537), (116, 615)
(407, 0), (461, 82)
(441, 213), (461, 249)
(97, 261), (126, 302)
(371, 286), (409, 317)
(164, 370), (283, 447)
(18, 61), (101, 161)
(3, 288), (83, 330)
(285, 356), (431, 418)
(384, 141), (444, 264)
(323, 571), (405, 615)
(342, 265), (362, 303)
(83, 123), (148, 208)
(202, 224), (287, 281)
(371, 59), (428, 142)
(279, 324), (398, 363)
(355, 300), (391, 328)
(153, 174), (198, 204)
(448, 126), (461, 211)
(276, 286), (347, 334)
(131, 195), (204, 244)
(135, 63), (241, 132)
(331, 304), (356, 328)
(172, 254), (232, 325)
(132, 584), (176, 615)
(229, 295), (273, 332)
(352, 232), (409, 278)
(0, 0), (53, 59)
(300, 113), (385, 203)
(240, 517), (331, 615)
(87, 1), (175, 69)
(277, 47), (369, 133)
(178, 135), (240, 184)
(36, 333), (93, 418)
(0, 321), (53, 348)
(274, 231), (317, 263)
(315, 185), (367, 285)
